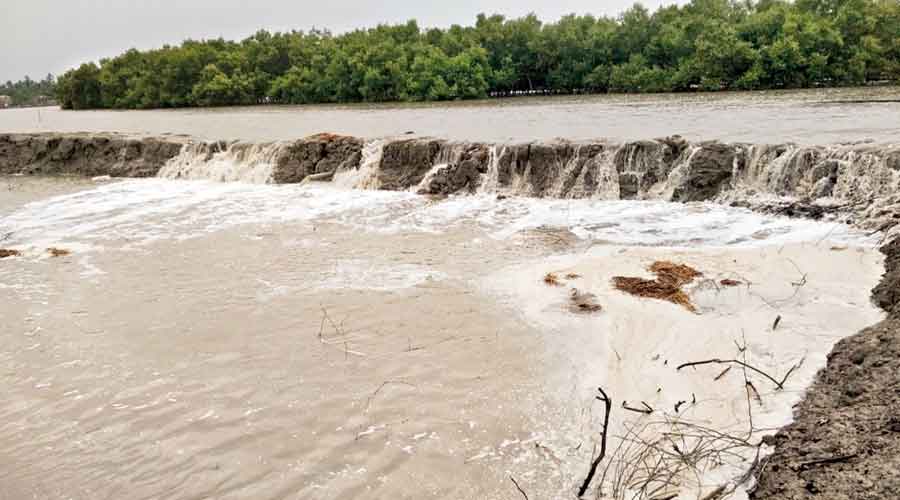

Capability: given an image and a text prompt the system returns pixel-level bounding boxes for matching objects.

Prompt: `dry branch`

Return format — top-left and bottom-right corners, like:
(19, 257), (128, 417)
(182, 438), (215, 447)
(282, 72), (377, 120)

(578, 387), (612, 498)
(510, 476), (529, 499)
(623, 401), (655, 415)
(677, 359), (787, 390)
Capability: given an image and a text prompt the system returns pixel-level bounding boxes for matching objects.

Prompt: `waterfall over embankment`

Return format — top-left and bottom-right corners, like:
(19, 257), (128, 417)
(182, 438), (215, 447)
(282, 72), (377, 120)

(2, 131), (899, 233)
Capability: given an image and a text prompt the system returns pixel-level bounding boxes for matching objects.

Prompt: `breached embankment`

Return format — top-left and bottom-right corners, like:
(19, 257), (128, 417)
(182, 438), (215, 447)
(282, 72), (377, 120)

(3, 132), (899, 230)
(2, 131), (899, 496)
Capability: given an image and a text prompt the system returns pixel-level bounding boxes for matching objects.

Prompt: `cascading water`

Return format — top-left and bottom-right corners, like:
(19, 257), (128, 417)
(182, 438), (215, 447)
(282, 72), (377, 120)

(157, 141), (286, 184)
(477, 145), (504, 195)
(333, 138), (385, 190)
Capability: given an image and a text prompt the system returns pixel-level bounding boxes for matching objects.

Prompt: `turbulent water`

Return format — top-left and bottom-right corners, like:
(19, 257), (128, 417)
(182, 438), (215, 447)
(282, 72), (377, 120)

(2, 86), (900, 143)
(0, 89), (896, 499)
(0, 170), (885, 500)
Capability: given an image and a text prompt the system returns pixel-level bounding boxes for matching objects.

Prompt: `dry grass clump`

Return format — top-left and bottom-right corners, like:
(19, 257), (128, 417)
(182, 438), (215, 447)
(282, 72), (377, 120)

(569, 288), (602, 314)
(47, 247), (71, 257)
(649, 261), (703, 286)
(612, 261), (702, 313)
(0, 249), (21, 259)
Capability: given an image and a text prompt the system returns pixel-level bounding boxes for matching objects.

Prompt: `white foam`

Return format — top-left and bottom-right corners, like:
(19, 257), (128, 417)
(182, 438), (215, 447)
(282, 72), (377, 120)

(0, 180), (874, 251)
(157, 142), (282, 183)
(479, 244), (885, 499)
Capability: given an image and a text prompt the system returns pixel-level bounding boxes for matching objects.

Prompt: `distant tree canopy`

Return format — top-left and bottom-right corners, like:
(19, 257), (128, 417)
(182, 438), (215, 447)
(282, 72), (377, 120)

(0, 74), (57, 107)
(57, 0), (900, 109)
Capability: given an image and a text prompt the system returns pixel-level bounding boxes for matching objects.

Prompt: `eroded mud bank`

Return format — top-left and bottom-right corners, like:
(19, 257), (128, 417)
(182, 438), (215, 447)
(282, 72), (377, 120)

(3, 132), (899, 236)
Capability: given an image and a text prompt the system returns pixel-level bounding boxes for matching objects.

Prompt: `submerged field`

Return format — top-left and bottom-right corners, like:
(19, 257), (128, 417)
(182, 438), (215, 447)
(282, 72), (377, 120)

(0, 175), (885, 499)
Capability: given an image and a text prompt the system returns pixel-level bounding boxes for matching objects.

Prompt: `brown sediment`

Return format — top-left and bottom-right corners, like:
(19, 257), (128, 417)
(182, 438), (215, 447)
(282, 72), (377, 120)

(0, 249), (21, 259)
(612, 261), (702, 312)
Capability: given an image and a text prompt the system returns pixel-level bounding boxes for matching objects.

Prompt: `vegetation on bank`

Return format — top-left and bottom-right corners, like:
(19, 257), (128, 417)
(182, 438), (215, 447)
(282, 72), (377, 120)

(0, 75), (57, 107)
(56, 0), (900, 109)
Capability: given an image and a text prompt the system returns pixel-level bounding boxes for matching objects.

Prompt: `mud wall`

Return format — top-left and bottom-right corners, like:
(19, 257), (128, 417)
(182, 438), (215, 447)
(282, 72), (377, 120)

(3, 132), (900, 232)
(0, 133), (187, 177)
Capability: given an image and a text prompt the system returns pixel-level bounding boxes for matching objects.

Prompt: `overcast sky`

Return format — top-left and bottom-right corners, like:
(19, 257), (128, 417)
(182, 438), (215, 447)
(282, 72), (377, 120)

(3, 0), (683, 83)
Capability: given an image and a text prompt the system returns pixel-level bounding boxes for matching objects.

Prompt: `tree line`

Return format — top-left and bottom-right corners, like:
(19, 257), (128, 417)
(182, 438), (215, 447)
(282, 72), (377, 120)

(1, 75), (57, 107)
(57, 0), (900, 109)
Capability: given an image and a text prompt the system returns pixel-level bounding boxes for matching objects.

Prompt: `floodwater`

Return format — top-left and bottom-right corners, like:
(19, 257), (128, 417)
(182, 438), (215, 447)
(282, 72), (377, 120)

(0, 176), (885, 499)
(1, 86), (900, 144)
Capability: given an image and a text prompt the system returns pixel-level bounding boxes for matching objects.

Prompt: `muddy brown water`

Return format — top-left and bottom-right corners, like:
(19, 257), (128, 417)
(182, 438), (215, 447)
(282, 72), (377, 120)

(0, 176), (885, 500)
(0, 179), (583, 500)
(1, 86), (899, 144)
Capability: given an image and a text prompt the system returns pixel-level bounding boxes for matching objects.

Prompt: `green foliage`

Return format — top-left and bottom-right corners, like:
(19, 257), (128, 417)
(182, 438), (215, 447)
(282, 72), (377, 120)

(0, 74), (56, 107)
(55, 0), (900, 109)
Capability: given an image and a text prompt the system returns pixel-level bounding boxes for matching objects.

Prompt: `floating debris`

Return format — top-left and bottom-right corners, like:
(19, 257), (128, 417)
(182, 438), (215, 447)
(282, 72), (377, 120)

(612, 261), (702, 312)
(543, 272), (562, 286)
(649, 261), (703, 286)
(0, 249), (21, 259)
(47, 247), (71, 257)
(569, 288), (602, 314)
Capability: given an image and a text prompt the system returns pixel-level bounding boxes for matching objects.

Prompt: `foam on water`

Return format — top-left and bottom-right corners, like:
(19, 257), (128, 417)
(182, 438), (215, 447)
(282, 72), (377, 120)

(0, 180), (876, 251)
(157, 142), (283, 183)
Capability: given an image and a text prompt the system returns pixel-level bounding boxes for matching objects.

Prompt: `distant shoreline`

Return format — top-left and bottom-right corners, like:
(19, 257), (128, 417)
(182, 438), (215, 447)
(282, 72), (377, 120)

(55, 1), (900, 110)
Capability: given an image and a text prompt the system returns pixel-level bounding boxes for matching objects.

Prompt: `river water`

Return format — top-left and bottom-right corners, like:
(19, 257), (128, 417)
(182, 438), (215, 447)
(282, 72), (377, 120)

(0, 173), (886, 500)
(1, 86), (899, 144)
(0, 88), (894, 498)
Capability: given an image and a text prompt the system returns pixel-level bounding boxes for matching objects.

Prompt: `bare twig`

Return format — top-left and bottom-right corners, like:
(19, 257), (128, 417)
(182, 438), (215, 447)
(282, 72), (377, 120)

(623, 401), (654, 415)
(509, 476), (529, 500)
(677, 359), (786, 390)
(578, 386), (612, 498)
(714, 366), (732, 381)
(778, 357), (805, 388)
(364, 380), (416, 414)
(798, 453), (858, 471)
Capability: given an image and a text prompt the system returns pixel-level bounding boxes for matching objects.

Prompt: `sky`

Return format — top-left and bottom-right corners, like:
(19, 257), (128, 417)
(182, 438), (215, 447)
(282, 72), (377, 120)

(3, 0), (683, 83)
